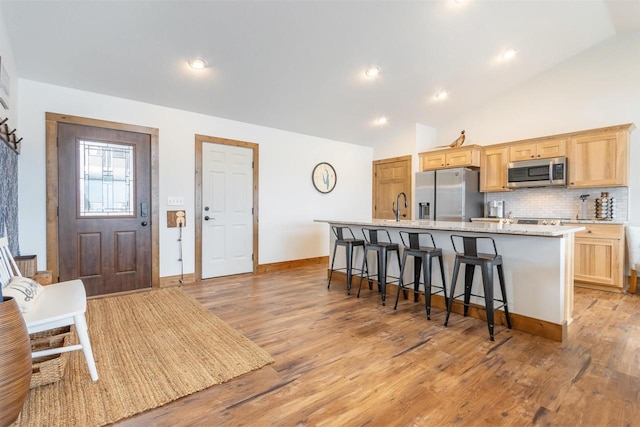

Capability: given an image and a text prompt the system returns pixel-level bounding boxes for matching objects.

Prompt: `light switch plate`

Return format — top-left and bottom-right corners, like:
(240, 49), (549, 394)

(167, 196), (184, 206)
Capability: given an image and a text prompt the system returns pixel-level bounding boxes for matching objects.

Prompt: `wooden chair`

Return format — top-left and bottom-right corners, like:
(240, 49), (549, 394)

(0, 237), (98, 381)
(627, 226), (640, 294)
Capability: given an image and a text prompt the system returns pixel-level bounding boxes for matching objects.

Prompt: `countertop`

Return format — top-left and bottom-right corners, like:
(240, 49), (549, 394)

(316, 219), (585, 237)
(563, 219), (626, 225)
(471, 217), (626, 225)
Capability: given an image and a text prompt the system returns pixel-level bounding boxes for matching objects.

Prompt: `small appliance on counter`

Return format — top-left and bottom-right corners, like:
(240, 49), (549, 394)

(486, 200), (505, 218)
(579, 194), (590, 220)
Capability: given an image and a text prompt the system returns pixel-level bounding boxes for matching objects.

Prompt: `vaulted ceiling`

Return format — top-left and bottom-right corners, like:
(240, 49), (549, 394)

(2, 0), (639, 147)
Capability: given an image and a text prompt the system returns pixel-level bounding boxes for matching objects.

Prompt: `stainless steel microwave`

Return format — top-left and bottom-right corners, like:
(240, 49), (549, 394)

(506, 156), (567, 188)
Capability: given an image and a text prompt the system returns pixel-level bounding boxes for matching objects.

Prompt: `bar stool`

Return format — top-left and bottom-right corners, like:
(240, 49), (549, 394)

(327, 226), (365, 295)
(357, 228), (402, 306)
(443, 235), (511, 341)
(393, 231), (448, 320)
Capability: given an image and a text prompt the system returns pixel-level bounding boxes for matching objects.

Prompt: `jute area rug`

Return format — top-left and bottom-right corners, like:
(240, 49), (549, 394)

(12, 287), (274, 427)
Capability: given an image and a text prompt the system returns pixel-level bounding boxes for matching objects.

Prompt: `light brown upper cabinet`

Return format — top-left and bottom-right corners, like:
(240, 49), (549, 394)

(509, 138), (566, 162)
(477, 123), (634, 192)
(419, 145), (480, 171)
(567, 126), (633, 188)
(480, 146), (510, 192)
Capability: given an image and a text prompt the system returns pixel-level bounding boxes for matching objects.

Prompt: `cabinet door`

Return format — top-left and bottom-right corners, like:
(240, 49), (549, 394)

(574, 237), (621, 290)
(509, 143), (537, 161)
(568, 131), (628, 187)
(537, 139), (566, 159)
(480, 147), (509, 192)
(572, 223), (624, 292)
(445, 149), (473, 167)
(422, 153), (446, 170)
(509, 140), (566, 161)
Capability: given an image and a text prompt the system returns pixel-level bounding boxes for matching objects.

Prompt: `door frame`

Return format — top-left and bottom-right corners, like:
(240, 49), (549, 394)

(194, 134), (259, 281)
(371, 155), (412, 219)
(45, 112), (160, 287)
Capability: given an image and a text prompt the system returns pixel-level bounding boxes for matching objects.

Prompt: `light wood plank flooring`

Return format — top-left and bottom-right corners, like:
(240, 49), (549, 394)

(115, 265), (640, 426)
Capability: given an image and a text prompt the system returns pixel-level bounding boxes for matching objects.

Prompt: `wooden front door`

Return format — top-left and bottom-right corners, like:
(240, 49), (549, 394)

(372, 156), (412, 220)
(57, 123), (152, 296)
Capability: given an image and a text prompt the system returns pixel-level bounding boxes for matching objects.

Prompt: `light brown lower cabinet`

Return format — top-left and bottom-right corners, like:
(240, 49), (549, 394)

(569, 223), (624, 292)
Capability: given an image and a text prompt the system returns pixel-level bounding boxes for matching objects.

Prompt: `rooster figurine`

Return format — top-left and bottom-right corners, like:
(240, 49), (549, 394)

(449, 130), (466, 148)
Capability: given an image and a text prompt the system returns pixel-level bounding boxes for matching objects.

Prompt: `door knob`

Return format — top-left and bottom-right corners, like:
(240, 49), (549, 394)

(141, 221), (148, 226)
(204, 216), (210, 221)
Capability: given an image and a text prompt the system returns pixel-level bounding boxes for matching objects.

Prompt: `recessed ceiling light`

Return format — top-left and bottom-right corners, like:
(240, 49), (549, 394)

(189, 57), (207, 70)
(365, 66), (380, 77)
(435, 91), (448, 100)
(501, 49), (517, 61)
(375, 116), (388, 125)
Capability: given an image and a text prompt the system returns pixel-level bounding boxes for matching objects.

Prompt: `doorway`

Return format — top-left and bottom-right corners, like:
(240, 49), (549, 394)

(195, 134), (258, 280)
(372, 155), (412, 220)
(46, 113), (159, 294)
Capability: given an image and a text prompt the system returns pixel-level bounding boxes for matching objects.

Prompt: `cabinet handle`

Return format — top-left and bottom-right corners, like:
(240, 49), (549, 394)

(588, 230), (592, 233)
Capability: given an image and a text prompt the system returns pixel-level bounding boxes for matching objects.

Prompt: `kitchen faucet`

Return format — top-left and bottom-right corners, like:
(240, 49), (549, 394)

(392, 192), (408, 222)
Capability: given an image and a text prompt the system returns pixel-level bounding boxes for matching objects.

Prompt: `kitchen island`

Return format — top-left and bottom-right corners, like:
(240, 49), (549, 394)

(317, 219), (585, 341)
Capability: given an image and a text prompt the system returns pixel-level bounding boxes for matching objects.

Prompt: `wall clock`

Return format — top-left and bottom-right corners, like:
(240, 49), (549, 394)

(312, 162), (337, 193)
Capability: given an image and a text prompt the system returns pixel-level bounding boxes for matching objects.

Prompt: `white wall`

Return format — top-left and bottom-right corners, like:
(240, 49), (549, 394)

(16, 80), (373, 275)
(434, 32), (640, 225)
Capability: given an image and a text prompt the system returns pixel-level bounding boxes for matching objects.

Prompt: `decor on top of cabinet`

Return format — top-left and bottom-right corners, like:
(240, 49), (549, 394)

(595, 192), (614, 221)
(449, 130), (466, 148)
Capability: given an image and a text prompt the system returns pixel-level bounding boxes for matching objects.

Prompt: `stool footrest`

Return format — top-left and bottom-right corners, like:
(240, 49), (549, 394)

(399, 283), (447, 295)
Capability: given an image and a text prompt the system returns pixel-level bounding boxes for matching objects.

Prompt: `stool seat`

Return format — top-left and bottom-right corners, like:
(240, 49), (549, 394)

(443, 235), (511, 341)
(328, 226), (365, 295)
(357, 228), (401, 306)
(393, 231), (448, 320)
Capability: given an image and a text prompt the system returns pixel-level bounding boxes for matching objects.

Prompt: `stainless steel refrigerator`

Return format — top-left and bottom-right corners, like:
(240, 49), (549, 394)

(415, 168), (483, 221)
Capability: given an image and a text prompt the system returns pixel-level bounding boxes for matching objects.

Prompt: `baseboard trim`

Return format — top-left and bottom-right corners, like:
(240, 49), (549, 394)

(256, 256), (329, 274)
(575, 282), (624, 294)
(328, 270), (566, 342)
(160, 273), (196, 287)
(168, 257), (329, 285)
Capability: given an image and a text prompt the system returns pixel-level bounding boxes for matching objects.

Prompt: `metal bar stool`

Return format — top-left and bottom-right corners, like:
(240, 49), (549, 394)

(357, 228), (402, 306)
(327, 226), (365, 295)
(393, 231), (448, 320)
(443, 235), (511, 341)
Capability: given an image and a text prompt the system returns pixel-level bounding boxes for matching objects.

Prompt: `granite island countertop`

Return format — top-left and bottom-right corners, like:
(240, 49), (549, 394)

(316, 219), (585, 237)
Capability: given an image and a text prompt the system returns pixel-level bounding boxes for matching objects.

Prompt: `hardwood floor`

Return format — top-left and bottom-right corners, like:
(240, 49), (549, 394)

(115, 265), (640, 426)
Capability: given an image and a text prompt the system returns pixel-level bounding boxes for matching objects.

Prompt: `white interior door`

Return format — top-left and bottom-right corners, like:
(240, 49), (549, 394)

(202, 142), (254, 278)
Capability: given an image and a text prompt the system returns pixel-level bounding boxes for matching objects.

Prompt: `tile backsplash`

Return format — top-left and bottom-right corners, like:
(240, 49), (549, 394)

(485, 187), (628, 221)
